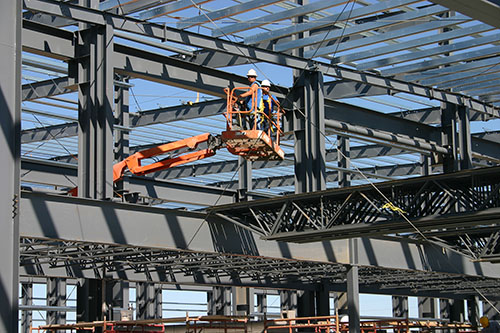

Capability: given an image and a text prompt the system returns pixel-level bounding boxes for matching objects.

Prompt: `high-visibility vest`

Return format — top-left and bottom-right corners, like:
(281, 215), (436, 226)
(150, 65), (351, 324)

(245, 81), (262, 111)
(259, 94), (276, 117)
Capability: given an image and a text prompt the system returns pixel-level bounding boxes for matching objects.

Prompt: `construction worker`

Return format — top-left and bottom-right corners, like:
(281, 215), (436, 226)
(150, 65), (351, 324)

(259, 79), (278, 132)
(238, 69), (262, 129)
(480, 316), (500, 332)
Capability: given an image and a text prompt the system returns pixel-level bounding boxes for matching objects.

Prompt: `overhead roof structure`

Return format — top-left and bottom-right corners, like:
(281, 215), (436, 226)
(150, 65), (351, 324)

(2, 0), (500, 330)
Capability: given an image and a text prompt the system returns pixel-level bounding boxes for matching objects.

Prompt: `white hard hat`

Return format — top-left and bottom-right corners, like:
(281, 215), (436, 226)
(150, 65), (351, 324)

(246, 69), (257, 77)
(261, 79), (271, 87)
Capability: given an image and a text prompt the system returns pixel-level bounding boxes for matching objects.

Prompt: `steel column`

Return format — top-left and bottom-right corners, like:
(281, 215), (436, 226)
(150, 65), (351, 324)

(467, 296), (480, 326)
(256, 294), (267, 315)
(114, 76), (130, 194)
(315, 286), (330, 316)
(105, 281), (129, 320)
(213, 286), (231, 316)
(77, 279), (103, 324)
(457, 105), (473, 170)
(21, 283), (33, 333)
(74, 24), (114, 199)
(337, 136), (351, 187)
(392, 296), (409, 318)
(297, 290), (315, 317)
(280, 290), (298, 312)
(418, 297), (437, 318)
(441, 103), (458, 173)
(136, 283), (162, 320)
(238, 157), (252, 201)
(47, 278), (67, 327)
(0, 0), (21, 330)
(449, 299), (465, 322)
(232, 287), (254, 316)
(347, 265), (360, 333)
(294, 70), (326, 193)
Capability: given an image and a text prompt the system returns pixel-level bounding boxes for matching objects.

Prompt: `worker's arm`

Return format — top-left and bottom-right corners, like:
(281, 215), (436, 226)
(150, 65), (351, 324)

(239, 82), (259, 99)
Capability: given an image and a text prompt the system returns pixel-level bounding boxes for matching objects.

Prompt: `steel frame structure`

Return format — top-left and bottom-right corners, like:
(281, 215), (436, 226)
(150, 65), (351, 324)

(1, 0), (500, 331)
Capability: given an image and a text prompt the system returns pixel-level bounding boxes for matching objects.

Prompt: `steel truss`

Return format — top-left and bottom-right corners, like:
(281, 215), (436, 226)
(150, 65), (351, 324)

(210, 166), (500, 258)
(19, 237), (500, 299)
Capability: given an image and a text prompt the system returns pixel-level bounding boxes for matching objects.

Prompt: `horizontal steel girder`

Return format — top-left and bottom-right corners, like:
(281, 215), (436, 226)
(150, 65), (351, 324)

(21, 0), (500, 118)
(20, 158), (236, 206)
(19, 191), (500, 280)
(19, 237), (500, 298)
(429, 0), (500, 29)
(209, 166), (500, 246)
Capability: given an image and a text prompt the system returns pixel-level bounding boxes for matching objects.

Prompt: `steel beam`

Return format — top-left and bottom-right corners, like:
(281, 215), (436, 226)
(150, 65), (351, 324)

(22, 77), (73, 101)
(360, 33), (500, 71)
(244, 0), (420, 45)
(138, 0), (210, 20)
(380, 46), (500, 76)
(276, 5), (449, 52)
(213, 0), (347, 38)
(305, 14), (469, 58)
(22, 0), (500, 118)
(177, 0), (284, 30)
(20, 158), (236, 205)
(429, 0), (500, 29)
(21, 98), (226, 145)
(19, 190), (500, 279)
(407, 56), (500, 84)
(21, 20), (74, 60)
(212, 163), (424, 190)
(0, 0), (21, 331)
(334, 23), (494, 64)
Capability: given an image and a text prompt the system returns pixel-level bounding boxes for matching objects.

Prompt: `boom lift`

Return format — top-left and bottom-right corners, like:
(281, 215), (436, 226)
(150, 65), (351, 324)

(112, 86), (285, 183)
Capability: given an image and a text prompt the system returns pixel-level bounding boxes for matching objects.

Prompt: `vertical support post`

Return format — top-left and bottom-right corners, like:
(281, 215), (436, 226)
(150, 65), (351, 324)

(392, 296), (408, 318)
(297, 290), (315, 317)
(74, 23), (114, 199)
(47, 278), (67, 327)
(421, 155), (431, 176)
(467, 296), (480, 326)
(418, 297), (437, 318)
(457, 105), (472, 170)
(136, 283), (162, 320)
(77, 279), (103, 327)
(338, 136), (350, 187)
(232, 287), (254, 316)
(316, 286), (330, 316)
(294, 70), (326, 194)
(347, 266), (360, 333)
(238, 157), (252, 201)
(114, 77), (130, 193)
(105, 281), (130, 320)
(449, 299), (465, 323)
(0, 0), (21, 331)
(213, 287), (231, 316)
(21, 283), (33, 333)
(335, 292), (348, 316)
(256, 294), (267, 316)
(440, 103), (458, 173)
(280, 290), (297, 313)
(440, 299), (450, 320)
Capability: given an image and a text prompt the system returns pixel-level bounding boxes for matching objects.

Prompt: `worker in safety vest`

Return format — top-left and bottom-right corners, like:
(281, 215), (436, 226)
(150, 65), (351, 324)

(238, 69), (262, 129)
(480, 316), (500, 333)
(258, 79), (278, 132)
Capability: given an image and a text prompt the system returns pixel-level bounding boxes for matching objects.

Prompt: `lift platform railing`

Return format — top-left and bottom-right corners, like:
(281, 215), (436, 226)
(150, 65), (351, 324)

(224, 86), (283, 146)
